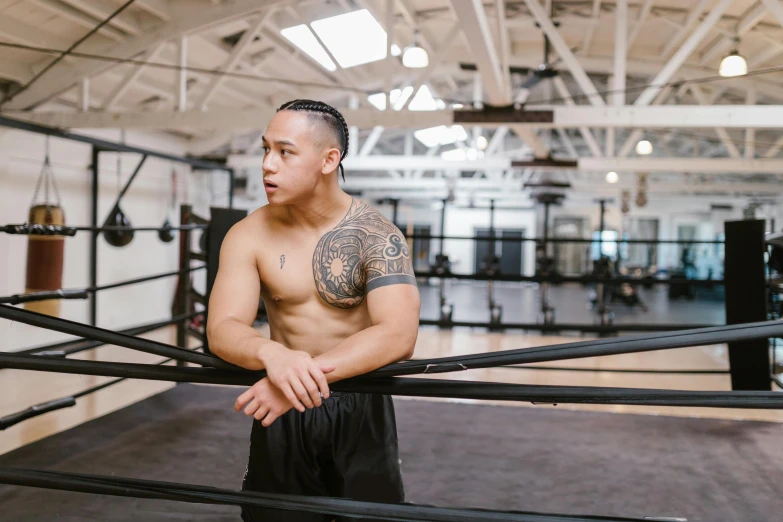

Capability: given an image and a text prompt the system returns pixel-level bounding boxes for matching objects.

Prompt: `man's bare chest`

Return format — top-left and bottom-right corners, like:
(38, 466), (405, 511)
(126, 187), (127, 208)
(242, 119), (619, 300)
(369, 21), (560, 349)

(257, 232), (367, 309)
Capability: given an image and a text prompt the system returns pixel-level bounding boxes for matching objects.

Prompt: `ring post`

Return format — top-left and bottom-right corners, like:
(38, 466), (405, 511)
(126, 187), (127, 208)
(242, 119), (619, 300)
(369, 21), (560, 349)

(724, 219), (770, 390)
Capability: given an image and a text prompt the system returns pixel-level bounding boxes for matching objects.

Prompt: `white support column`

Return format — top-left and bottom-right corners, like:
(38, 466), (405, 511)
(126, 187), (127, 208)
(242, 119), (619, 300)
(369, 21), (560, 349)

(524, 0), (605, 106)
(176, 35), (188, 112)
(79, 78), (89, 112)
(607, 0), (627, 158)
(552, 76), (603, 157)
(635, 0), (732, 107)
(612, 0), (627, 107)
(746, 88), (756, 158)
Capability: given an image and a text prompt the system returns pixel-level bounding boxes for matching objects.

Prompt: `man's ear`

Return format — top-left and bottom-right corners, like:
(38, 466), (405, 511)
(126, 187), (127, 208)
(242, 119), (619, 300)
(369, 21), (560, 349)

(321, 148), (342, 175)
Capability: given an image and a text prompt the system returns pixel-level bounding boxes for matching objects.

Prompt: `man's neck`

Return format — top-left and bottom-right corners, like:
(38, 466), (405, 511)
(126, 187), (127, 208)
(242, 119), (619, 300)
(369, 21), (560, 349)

(281, 186), (353, 231)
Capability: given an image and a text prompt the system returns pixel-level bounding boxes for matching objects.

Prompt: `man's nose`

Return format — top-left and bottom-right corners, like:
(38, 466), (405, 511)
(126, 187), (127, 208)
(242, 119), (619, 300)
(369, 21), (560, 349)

(262, 152), (277, 173)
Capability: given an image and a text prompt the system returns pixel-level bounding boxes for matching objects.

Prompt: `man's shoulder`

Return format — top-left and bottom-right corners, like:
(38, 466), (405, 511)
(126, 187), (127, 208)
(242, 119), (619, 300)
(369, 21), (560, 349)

(236, 206), (273, 231)
(223, 206), (272, 245)
(340, 200), (401, 236)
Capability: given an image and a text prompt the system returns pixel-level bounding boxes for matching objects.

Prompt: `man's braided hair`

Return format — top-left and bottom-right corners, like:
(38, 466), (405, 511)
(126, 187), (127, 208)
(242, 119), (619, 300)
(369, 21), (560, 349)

(277, 99), (349, 182)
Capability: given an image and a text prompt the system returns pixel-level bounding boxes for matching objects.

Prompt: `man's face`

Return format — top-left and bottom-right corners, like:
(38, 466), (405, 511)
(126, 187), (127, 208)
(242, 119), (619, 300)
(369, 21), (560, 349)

(261, 111), (333, 205)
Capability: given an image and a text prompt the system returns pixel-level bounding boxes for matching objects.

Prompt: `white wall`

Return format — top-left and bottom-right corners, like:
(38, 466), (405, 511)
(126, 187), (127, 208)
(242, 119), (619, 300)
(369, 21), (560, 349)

(0, 128), (217, 352)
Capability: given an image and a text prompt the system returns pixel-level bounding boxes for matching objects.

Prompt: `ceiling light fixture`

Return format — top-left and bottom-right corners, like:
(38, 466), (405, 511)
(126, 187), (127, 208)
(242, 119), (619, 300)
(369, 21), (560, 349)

(402, 30), (429, 68)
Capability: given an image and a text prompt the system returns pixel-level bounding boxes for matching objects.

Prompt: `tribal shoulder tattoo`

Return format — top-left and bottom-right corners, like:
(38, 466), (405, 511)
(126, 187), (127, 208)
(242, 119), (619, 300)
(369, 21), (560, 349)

(312, 200), (416, 309)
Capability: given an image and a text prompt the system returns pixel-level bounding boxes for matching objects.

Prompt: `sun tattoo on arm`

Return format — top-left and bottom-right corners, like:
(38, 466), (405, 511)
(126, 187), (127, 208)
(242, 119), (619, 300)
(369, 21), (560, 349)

(312, 200), (416, 309)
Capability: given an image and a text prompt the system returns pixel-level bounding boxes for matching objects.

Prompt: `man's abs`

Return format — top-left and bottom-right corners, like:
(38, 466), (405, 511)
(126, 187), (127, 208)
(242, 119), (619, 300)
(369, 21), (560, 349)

(262, 296), (371, 356)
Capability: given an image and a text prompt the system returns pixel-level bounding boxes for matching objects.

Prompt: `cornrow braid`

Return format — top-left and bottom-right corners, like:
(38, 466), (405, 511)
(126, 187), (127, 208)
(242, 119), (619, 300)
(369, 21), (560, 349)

(277, 99), (349, 182)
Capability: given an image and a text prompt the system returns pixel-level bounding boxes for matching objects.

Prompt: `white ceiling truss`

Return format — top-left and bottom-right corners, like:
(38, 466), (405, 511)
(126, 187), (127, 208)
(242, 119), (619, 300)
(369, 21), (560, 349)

(0, 0), (781, 203)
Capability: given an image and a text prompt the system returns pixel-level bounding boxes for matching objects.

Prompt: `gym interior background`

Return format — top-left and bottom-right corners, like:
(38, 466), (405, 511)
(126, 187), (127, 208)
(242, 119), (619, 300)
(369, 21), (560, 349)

(1, 1), (783, 520)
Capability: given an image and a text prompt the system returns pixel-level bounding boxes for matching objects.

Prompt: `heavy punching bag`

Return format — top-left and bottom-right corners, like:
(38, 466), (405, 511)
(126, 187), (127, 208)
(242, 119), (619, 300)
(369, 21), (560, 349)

(25, 139), (65, 317)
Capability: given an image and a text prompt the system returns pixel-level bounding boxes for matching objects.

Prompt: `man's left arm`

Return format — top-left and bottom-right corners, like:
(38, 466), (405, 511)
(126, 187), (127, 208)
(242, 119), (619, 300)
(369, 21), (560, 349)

(313, 224), (420, 382)
(313, 282), (420, 383)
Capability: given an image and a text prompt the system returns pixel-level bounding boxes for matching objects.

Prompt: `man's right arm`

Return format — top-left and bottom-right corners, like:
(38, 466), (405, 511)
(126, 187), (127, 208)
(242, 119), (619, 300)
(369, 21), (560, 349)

(206, 223), (277, 370)
(208, 220), (333, 411)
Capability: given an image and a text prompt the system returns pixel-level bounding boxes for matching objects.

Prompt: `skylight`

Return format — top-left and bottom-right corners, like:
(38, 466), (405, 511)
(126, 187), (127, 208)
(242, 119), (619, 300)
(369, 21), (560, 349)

(367, 85), (445, 111)
(280, 24), (337, 72)
(311, 9), (389, 68)
(408, 85), (446, 111)
(367, 87), (415, 111)
(282, 10), (400, 72)
(414, 126), (468, 148)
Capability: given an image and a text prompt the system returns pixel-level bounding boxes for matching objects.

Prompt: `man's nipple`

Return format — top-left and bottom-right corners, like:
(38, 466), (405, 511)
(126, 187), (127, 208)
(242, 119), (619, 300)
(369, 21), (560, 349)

(272, 295), (282, 302)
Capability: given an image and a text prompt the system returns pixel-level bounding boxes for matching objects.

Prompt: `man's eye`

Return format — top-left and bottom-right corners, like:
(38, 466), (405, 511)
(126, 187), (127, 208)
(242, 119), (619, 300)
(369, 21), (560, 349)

(281, 150), (292, 156)
(262, 147), (269, 154)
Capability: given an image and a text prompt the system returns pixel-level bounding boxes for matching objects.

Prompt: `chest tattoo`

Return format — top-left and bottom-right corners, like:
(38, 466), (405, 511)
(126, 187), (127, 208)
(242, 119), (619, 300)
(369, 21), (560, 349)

(312, 200), (414, 309)
(280, 254), (285, 269)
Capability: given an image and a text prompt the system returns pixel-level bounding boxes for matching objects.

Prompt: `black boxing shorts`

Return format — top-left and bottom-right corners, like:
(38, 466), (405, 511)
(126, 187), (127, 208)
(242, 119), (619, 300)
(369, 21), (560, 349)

(241, 391), (405, 522)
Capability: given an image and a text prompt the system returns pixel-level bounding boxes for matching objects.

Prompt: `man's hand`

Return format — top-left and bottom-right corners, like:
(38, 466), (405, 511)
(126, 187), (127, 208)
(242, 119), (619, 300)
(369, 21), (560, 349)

(260, 344), (334, 412)
(235, 378), (295, 427)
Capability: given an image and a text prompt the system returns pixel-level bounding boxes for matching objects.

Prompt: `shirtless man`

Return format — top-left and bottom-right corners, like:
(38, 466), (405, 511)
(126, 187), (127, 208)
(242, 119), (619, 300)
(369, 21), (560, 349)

(206, 99), (421, 522)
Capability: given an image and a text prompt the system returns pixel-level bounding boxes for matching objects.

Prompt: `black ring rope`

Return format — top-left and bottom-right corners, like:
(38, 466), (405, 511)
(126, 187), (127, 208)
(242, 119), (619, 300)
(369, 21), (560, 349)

(0, 467), (651, 522)
(11, 310), (202, 357)
(372, 320), (783, 377)
(0, 346), (204, 431)
(0, 265), (205, 305)
(1, 223), (207, 237)
(1, 354), (781, 409)
(0, 305), (232, 370)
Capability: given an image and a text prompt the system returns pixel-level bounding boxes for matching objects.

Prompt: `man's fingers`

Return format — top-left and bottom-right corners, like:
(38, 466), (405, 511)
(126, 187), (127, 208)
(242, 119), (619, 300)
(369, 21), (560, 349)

(290, 377), (315, 409)
(309, 366), (330, 400)
(235, 389), (255, 412)
(243, 398), (259, 417)
(320, 364), (335, 375)
(253, 405), (270, 421)
(297, 368), (322, 407)
(261, 410), (280, 427)
(280, 382), (306, 413)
